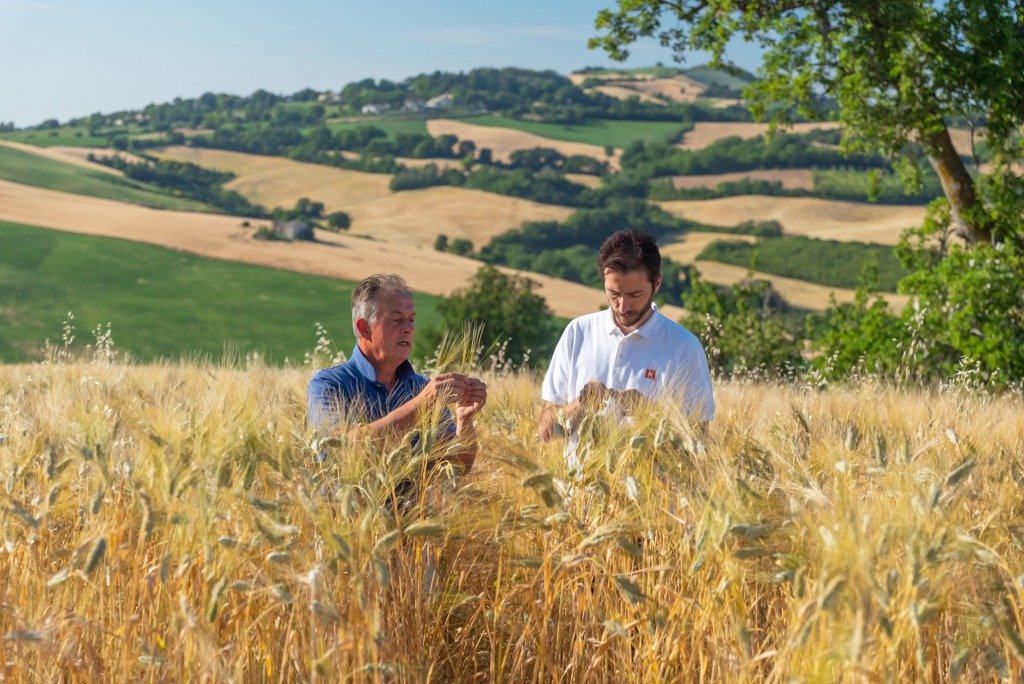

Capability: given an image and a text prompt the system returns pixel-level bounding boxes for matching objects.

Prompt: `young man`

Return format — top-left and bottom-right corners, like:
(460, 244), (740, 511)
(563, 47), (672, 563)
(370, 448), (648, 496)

(308, 273), (487, 472)
(538, 229), (714, 445)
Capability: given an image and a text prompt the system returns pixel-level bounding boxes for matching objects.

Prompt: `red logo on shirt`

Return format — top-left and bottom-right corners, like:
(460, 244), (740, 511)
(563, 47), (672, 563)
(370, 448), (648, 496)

(645, 368), (657, 380)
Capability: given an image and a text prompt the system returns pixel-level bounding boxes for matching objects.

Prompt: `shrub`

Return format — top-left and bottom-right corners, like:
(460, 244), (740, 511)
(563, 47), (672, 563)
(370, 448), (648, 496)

(389, 164), (464, 192)
(326, 212), (351, 231)
(433, 234), (449, 252)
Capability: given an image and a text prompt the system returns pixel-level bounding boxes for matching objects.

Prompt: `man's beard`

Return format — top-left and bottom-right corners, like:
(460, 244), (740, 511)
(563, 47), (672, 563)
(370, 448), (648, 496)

(612, 292), (655, 328)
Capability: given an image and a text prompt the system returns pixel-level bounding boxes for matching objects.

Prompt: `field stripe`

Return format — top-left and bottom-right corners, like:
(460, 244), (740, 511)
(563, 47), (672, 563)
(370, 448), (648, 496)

(693, 261), (910, 313)
(0, 179), (657, 320)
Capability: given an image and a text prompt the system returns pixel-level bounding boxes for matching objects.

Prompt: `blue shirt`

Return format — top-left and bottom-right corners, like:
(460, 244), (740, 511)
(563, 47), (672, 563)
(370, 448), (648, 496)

(307, 345), (455, 438)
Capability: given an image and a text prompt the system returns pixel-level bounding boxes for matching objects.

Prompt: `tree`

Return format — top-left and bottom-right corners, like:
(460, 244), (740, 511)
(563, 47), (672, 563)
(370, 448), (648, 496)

(590, 0), (1024, 246)
(327, 212), (350, 230)
(434, 234), (449, 252)
(418, 265), (559, 366)
(449, 238), (474, 257)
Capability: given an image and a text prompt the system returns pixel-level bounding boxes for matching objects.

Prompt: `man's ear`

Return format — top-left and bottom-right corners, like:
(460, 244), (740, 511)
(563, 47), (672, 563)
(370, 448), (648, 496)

(653, 274), (663, 295)
(355, 319), (372, 341)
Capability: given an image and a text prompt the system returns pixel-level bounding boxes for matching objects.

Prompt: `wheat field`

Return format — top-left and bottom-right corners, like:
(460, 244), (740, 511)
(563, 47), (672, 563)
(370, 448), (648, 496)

(2, 341), (1023, 682)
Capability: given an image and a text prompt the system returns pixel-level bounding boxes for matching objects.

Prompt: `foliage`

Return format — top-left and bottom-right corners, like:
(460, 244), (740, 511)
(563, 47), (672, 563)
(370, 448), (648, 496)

(95, 156), (266, 217)
(419, 265), (559, 365)
(389, 164), (465, 192)
(680, 269), (806, 376)
(270, 198), (324, 222)
(697, 236), (909, 292)
(621, 131), (884, 179)
(591, 0), (1024, 243)
(326, 212), (350, 231)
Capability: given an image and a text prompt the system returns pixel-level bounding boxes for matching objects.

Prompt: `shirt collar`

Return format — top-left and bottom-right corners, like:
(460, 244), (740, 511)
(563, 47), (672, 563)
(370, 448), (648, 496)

(604, 303), (661, 339)
(349, 345), (417, 384)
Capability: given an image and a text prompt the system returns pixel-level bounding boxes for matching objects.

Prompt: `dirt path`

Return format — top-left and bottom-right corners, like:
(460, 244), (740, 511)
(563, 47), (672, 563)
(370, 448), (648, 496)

(658, 196), (926, 245)
(426, 119), (622, 170)
(693, 261), (909, 313)
(0, 179), (676, 321)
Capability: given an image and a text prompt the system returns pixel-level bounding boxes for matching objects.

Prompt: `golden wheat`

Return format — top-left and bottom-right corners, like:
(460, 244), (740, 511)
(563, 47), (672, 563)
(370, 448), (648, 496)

(1, 349), (1023, 682)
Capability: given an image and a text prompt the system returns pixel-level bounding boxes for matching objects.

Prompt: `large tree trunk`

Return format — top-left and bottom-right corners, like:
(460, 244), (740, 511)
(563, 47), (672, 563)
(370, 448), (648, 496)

(922, 125), (991, 245)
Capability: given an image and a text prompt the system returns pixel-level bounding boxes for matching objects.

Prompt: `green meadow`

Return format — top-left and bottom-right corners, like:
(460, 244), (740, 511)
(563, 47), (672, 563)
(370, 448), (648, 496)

(324, 118), (429, 138)
(0, 221), (442, 363)
(0, 144), (209, 211)
(457, 115), (689, 149)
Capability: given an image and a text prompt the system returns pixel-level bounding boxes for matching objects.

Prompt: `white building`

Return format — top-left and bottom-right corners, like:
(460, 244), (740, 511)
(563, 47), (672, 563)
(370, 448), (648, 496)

(402, 97), (425, 112)
(361, 103), (390, 115)
(318, 91), (341, 103)
(425, 93), (453, 109)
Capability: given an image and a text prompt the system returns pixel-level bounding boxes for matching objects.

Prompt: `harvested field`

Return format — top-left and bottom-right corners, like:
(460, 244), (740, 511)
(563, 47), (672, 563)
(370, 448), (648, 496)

(48, 146), (148, 167)
(336, 150), (464, 171)
(154, 146), (571, 247)
(693, 260), (910, 313)
(568, 73), (659, 84)
(134, 127), (214, 140)
(671, 168), (814, 191)
(628, 75), (707, 103)
(660, 231), (757, 264)
(565, 173), (603, 188)
(0, 140), (130, 176)
(426, 119), (622, 170)
(676, 121), (843, 150)
(658, 196), (926, 245)
(0, 179), (653, 320)
(586, 85), (665, 104)
(154, 146), (394, 210)
(342, 186), (573, 248)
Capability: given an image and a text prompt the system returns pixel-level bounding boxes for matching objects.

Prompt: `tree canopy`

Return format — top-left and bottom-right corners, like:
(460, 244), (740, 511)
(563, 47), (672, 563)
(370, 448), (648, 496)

(591, 0), (1024, 245)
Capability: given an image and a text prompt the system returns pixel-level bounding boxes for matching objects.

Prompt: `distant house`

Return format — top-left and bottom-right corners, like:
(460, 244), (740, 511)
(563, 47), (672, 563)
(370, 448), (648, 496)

(402, 97), (425, 112)
(425, 93), (453, 109)
(113, 119), (124, 126)
(318, 91), (342, 103)
(270, 220), (314, 241)
(361, 103), (390, 115)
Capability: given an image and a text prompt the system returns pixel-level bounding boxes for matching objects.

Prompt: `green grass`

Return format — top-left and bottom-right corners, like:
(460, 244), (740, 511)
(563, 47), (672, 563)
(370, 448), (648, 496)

(0, 144), (210, 211)
(324, 119), (429, 138)
(0, 220), (443, 363)
(697, 235), (909, 293)
(457, 116), (689, 150)
(681, 66), (755, 89)
(0, 127), (110, 147)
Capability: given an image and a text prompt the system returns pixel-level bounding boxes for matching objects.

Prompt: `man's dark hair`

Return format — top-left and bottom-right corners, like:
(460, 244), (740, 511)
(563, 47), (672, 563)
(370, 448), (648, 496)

(597, 229), (661, 283)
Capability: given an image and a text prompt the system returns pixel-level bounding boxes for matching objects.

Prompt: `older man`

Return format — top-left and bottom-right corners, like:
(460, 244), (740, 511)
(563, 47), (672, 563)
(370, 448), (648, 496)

(308, 273), (487, 471)
(538, 229), (714, 447)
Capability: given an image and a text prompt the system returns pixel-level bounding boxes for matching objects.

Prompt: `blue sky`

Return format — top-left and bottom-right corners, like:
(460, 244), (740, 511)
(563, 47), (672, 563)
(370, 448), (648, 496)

(0, 0), (764, 127)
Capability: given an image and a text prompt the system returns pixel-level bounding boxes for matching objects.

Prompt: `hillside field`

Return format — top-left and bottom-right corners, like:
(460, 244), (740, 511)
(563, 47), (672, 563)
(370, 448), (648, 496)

(426, 119), (623, 168)
(0, 220), (443, 362)
(0, 361), (1015, 681)
(456, 115), (688, 149)
(0, 143), (209, 211)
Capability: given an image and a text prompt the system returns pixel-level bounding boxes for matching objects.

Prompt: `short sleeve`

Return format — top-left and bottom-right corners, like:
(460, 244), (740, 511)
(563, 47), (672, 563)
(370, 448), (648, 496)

(541, 323), (575, 406)
(307, 373), (340, 433)
(671, 337), (715, 422)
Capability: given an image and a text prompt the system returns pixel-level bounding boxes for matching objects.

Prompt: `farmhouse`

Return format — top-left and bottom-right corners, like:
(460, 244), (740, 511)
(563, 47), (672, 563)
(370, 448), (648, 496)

(317, 91), (341, 103)
(361, 103), (390, 115)
(425, 93), (453, 109)
(268, 220), (313, 241)
(402, 97), (425, 111)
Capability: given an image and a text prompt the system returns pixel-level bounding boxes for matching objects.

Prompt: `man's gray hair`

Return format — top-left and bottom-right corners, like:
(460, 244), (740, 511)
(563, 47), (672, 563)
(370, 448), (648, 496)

(351, 273), (411, 337)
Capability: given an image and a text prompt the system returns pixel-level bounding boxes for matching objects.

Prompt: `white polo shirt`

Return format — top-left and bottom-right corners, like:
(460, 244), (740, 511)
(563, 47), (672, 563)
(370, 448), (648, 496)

(541, 304), (714, 421)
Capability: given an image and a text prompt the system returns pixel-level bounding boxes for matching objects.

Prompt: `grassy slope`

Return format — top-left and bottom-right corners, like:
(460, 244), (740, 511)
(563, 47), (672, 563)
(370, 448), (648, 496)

(0, 145), (210, 211)
(455, 116), (688, 149)
(696, 235), (908, 292)
(0, 220), (442, 363)
(324, 119), (429, 137)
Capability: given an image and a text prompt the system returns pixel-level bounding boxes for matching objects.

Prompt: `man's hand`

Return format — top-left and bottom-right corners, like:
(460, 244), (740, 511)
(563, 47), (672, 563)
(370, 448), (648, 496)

(615, 389), (645, 415)
(577, 379), (612, 410)
(417, 373), (469, 409)
(455, 378), (487, 423)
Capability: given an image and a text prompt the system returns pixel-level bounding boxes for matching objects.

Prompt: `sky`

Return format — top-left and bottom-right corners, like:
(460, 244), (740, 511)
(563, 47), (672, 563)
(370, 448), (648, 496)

(0, 0), (764, 127)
